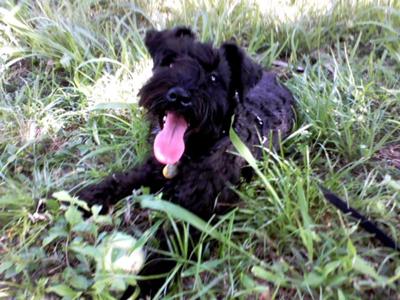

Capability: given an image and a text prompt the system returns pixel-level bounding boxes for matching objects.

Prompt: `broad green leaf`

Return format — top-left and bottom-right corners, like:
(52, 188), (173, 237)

(322, 261), (341, 277)
(241, 273), (257, 289)
(0, 261), (13, 274)
(251, 266), (287, 286)
(347, 239), (357, 258)
(299, 227), (314, 261)
(352, 256), (387, 284)
(63, 267), (91, 290)
(110, 277), (128, 291)
(70, 245), (101, 260)
(65, 206), (84, 227)
(72, 220), (98, 235)
(53, 191), (74, 202)
(47, 284), (81, 299)
(338, 289), (346, 300)
(46, 199), (60, 212)
(43, 226), (68, 246)
(301, 271), (325, 287)
(70, 274), (90, 290)
(53, 191), (90, 211)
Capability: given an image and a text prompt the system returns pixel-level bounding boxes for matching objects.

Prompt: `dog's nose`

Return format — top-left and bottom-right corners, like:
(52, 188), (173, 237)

(166, 87), (191, 106)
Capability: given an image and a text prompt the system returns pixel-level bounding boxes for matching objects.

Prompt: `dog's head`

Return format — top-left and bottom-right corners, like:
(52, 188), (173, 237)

(139, 26), (262, 165)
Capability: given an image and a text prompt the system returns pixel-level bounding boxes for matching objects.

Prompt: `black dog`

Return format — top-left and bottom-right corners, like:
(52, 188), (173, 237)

(77, 26), (295, 297)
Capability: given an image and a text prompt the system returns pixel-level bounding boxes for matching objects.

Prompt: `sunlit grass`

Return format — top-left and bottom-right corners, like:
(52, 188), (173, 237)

(0, 0), (399, 298)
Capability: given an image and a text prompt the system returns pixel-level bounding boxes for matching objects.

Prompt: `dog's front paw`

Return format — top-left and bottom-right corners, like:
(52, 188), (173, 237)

(76, 180), (116, 214)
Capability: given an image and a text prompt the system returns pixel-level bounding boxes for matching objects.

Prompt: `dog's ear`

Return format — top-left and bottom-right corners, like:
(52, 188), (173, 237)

(145, 27), (196, 59)
(172, 26), (196, 39)
(144, 29), (163, 58)
(221, 42), (262, 100)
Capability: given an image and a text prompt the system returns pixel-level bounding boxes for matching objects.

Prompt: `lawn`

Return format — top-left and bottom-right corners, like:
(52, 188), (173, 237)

(0, 0), (399, 299)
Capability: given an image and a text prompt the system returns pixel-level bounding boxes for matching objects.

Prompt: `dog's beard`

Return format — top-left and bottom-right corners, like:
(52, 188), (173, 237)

(153, 112), (188, 165)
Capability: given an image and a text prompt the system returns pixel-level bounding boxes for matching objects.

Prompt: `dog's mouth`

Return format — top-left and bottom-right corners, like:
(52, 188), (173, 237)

(154, 112), (189, 165)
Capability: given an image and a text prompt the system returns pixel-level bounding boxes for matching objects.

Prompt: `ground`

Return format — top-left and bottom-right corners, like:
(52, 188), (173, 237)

(0, 0), (399, 299)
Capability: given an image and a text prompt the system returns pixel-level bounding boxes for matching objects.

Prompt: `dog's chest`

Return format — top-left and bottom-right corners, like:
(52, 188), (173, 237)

(159, 141), (242, 194)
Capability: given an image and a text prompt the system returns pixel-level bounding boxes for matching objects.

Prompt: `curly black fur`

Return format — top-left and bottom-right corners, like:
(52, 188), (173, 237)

(77, 26), (295, 298)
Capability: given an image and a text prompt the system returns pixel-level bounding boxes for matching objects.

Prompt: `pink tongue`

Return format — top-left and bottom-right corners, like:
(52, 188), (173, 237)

(154, 112), (188, 165)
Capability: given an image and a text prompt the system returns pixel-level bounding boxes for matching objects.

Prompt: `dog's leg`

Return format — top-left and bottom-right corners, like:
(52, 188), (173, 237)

(77, 157), (164, 213)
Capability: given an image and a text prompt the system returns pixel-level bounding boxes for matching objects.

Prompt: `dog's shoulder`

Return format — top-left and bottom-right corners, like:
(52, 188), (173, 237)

(247, 71), (294, 104)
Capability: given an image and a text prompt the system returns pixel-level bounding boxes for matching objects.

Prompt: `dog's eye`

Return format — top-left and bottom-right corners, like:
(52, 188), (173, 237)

(210, 73), (218, 83)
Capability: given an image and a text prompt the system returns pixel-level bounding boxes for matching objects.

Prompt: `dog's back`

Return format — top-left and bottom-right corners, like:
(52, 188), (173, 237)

(234, 71), (295, 158)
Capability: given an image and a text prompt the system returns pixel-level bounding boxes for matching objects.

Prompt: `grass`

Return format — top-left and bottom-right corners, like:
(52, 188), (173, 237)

(1, 0), (399, 298)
